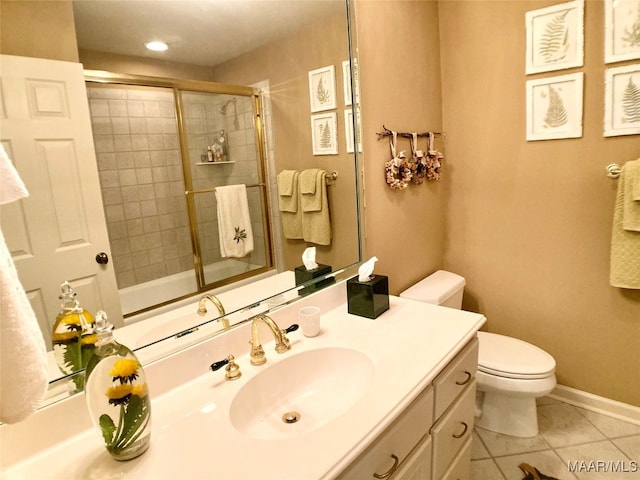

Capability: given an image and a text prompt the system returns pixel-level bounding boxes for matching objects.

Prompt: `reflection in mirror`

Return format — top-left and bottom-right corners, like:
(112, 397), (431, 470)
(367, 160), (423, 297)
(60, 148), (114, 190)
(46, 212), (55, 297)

(0, 0), (361, 407)
(85, 79), (273, 316)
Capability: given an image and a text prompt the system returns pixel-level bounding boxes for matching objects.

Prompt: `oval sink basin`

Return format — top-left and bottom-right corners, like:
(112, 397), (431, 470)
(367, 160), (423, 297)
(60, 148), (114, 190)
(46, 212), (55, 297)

(229, 347), (374, 439)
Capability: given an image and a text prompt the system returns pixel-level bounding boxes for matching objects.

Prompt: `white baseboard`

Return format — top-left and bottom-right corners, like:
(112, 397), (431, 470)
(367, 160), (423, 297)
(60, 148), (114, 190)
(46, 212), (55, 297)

(549, 384), (640, 426)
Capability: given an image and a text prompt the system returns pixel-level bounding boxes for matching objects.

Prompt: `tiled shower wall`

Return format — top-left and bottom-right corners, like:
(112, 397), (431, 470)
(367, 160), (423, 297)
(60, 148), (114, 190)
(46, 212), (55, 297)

(87, 85), (192, 289)
(181, 91), (267, 279)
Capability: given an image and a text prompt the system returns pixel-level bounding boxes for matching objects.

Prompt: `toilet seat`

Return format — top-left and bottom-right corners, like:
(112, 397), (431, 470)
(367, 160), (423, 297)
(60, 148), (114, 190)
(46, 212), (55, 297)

(477, 331), (555, 380)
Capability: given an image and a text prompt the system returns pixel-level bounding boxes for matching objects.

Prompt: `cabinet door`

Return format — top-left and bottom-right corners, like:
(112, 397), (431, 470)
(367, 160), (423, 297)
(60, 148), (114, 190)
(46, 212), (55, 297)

(336, 388), (434, 480)
(392, 435), (432, 480)
(440, 437), (471, 480)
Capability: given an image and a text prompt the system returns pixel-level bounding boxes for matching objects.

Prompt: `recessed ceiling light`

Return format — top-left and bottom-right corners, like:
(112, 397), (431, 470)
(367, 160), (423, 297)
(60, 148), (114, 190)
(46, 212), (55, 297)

(145, 41), (168, 52)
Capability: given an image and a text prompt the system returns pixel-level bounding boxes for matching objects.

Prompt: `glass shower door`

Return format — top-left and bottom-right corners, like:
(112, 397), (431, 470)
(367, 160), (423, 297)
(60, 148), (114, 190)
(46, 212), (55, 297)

(179, 90), (272, 287)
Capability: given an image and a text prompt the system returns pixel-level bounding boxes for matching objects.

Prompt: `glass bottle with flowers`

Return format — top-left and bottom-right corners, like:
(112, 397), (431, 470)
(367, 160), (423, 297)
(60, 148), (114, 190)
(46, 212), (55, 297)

(85, 311), (151, 461)
(51, 281), (97, 391)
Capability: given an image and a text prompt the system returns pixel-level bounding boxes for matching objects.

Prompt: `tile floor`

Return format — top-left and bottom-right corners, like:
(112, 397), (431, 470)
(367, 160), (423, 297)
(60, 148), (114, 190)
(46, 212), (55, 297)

(471, 397), (640, 480)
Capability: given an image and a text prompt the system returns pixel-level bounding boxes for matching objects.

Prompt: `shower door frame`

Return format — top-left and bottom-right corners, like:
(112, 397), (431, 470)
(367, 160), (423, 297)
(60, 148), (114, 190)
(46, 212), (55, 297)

(85, 70), (274, 315)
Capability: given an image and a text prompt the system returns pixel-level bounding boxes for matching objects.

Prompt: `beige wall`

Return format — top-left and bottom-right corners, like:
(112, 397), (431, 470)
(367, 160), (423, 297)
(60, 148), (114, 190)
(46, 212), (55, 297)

(356, 0), (640, 407)
(6, 0), (638, 406)
(211, 13), (359, 271)
(79, 49), (215, 81)
(0, 0), (78, 62)
(355, 0), (447, 294)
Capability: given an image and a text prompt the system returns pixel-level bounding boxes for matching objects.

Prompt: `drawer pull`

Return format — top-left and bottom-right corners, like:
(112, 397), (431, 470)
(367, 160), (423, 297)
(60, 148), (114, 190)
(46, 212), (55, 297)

(455, 370), (473, 385)
(373, 454), (399, 479)
(452, 421), (469, 439)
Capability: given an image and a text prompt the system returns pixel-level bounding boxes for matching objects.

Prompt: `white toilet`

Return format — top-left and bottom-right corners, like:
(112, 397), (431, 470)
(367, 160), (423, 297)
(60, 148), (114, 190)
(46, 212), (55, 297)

(400, 270), (556, 438)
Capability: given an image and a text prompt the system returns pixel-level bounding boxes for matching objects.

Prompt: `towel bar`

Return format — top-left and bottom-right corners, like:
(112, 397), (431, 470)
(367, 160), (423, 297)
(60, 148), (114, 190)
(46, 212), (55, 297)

(606, 164), (621, 179)
(185, 183), (265, 195)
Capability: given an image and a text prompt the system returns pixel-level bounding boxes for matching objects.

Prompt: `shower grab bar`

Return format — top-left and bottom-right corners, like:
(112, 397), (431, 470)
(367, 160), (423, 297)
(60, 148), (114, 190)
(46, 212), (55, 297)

(185, 183), (266, 195)
(606, 164), (621, 179)
(185, 171), (338, 195)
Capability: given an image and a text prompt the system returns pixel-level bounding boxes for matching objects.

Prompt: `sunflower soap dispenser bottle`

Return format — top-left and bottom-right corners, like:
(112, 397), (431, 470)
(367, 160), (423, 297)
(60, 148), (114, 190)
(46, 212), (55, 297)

(51, 281), (97, 391)
(85, 310), (152, 461)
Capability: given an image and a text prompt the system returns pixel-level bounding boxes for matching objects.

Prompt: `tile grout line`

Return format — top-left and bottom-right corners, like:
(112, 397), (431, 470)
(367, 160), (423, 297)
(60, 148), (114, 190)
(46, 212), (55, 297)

(570, 403), (638, 462)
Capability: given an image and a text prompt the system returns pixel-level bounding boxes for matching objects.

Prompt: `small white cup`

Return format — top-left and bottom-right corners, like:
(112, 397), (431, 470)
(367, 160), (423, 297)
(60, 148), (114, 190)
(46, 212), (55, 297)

(298, 306), (321, 337)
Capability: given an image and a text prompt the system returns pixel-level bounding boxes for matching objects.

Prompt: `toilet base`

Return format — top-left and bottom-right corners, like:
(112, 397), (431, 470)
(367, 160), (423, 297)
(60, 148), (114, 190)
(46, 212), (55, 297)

(475, 391), (539, 437)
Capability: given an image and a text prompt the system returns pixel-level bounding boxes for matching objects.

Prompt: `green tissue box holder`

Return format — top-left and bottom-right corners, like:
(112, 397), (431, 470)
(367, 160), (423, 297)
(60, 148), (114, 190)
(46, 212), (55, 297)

(347, 274), (389, 319)
(295, 264), (334, 296)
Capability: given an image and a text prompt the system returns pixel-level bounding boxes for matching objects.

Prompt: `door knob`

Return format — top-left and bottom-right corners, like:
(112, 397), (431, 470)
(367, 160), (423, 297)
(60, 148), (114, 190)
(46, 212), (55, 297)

(95, 252), (109, 264)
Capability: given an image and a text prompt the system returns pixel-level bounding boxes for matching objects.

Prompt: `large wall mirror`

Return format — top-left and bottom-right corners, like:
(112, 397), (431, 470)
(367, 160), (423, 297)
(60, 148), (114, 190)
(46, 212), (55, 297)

(0, 0), (361, 405)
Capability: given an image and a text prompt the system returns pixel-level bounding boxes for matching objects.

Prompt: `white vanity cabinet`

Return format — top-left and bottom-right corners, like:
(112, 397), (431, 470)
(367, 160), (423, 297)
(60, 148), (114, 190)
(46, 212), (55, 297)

(337, 337), (479, 480)
(430, 338), (478, 480)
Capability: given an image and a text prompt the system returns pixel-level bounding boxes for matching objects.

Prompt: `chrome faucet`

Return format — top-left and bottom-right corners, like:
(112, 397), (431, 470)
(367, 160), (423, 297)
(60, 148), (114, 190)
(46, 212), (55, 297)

(249, 314), (298, 365)
(197, 294), (230, 330)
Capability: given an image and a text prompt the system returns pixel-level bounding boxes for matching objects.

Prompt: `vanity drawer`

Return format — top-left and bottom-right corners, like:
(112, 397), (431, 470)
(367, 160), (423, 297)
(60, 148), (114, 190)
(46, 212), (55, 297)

(337, 387), (434, 480)
(433, 338), (478, 420)
(430, 380), (476, 480)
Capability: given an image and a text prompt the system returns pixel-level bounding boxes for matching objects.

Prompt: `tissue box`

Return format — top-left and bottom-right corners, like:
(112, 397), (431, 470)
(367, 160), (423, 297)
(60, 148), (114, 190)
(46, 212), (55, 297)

(295, 264), (334, 296)
(347, 274), (390, 319)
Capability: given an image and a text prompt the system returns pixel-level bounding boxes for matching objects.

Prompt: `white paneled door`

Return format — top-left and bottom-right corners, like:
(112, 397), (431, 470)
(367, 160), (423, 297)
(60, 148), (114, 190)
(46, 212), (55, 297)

(0, 54), (122, 345)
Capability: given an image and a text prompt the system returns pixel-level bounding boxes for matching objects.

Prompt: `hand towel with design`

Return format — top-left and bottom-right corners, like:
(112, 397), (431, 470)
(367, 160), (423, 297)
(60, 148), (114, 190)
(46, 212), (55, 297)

(215, 184), (254, 258)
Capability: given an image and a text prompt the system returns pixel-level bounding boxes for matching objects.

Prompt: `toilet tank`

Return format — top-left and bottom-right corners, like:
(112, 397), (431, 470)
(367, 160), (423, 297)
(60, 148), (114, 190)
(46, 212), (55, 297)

(399, 270), (465, 309)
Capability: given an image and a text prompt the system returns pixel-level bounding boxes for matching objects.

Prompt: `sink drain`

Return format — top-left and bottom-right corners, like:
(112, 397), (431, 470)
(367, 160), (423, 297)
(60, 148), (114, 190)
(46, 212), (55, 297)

(282, 411), (301, 424)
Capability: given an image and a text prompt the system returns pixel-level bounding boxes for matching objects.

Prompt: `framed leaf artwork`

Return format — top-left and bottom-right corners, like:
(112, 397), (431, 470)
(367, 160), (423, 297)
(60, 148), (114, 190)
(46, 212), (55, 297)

(344, 108), (362, 154)
(311, 112), (338, 155)
(604, 64), (640, 137)
(526, 72), (584, 141)
(605, 0), (640, 63)
(342, 59), (360, 107)
(308, 65), (336, 112)
(525, 0), (584, 74)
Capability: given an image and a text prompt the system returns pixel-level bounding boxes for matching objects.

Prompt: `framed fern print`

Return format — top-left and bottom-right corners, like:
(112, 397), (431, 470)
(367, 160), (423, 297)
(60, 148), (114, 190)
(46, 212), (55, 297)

(605, 0), (640, 63)
(525, 0), (584, 75)
(344, 108), (362, 154)
(604, 64), (640, 137)
(311, 112), (338, 155)
(308, 66), (336, 112)
(526, 73), (584, 141)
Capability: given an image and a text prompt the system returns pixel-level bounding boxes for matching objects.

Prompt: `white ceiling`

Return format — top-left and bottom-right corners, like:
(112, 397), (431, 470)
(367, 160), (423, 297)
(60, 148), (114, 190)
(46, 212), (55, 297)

(73, 0), (345, 67)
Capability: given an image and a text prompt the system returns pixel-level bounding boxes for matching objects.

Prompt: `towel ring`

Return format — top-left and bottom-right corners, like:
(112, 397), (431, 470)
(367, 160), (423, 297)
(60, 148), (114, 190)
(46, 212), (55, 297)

(606, 164), (621, 179)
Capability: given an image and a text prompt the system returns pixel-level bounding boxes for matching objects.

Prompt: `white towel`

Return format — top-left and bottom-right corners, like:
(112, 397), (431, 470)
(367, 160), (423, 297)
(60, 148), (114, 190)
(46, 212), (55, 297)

(0, 145), (49, 424)
(215, 185), (254, 258)
(0, 144), (28, 204)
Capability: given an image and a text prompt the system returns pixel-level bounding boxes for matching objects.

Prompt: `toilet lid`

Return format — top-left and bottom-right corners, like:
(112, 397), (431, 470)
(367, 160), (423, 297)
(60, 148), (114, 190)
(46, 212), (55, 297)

(477, 331), (556, 379)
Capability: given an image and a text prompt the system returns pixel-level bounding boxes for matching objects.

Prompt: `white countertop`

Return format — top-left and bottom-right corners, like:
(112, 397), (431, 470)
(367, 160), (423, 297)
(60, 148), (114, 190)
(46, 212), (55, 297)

(2, 283), (485, 479)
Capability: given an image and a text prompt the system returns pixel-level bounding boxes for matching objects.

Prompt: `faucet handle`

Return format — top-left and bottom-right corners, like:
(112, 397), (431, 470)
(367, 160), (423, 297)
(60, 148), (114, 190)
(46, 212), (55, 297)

(210, 354), (242, 381)
(284, 324), (299, 334)
(276, 324), (300, 353)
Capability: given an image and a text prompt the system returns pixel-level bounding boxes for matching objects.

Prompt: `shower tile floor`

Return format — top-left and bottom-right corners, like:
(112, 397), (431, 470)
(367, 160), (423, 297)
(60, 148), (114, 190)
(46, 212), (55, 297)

(471, 397), (640, 480)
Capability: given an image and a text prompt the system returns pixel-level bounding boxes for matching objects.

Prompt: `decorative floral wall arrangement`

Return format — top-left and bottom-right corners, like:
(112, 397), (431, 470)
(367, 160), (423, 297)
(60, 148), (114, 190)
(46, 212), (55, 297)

(605, 0), (640, 63)
(525, 0), (584, 74)
(526, 72), (584, 141)
(308, 65), (336, 112)
(604, 64), (640, 136)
